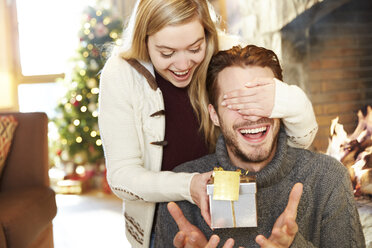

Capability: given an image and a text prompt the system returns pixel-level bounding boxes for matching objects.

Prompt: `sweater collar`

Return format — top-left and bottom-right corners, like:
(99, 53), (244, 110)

(215, 127), (294, 188)
(125, 58), (158, 90)
(139, 60), (155, 78)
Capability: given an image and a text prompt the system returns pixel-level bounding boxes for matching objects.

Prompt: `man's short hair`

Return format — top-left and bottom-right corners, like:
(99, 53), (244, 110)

(206, 45), (283, 108)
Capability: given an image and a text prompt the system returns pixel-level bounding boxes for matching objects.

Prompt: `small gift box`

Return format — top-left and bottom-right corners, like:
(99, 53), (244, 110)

(207, 168), (257, 228)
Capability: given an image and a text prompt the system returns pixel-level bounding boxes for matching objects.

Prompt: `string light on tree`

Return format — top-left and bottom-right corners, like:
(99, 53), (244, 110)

(73, 119), (80, 127)
(90, 130), (97, 137)
(91, 88), (99, 94)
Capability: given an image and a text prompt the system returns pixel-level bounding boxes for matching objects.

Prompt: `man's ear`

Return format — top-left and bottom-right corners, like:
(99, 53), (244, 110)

(208, 104), (220, 127)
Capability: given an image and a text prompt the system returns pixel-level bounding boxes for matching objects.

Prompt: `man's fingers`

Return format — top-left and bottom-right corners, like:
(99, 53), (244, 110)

(256, 235), (274, 248)
(168, 202), (190, 230)
(205, 235), (235, 248)
(285, 183), (303, 219)
(285, 218), (299, 236)
(183, 232), (207, 248)
(222, 238), (235, 248)
(204, 234), (220, 248)
(270, 226), (293, 246)
(173, 231), (186, 248)
(185, 233), (234, 248)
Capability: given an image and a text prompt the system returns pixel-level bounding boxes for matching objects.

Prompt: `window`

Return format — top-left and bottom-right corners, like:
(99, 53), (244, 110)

(15, 0), (97, 114)
(18, 83), (66, 118)
(17, 0), (97, 76)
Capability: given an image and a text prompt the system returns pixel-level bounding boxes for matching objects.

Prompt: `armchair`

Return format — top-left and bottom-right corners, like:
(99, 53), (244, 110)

(0, 112), (57, 248)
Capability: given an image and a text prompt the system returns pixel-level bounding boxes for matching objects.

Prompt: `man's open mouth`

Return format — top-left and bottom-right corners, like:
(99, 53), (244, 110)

(238, 125), (270, 141)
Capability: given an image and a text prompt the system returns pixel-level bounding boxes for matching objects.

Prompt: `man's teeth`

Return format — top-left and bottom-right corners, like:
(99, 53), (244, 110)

(173, 70), (189, 76)
(240, 126), (267, 134)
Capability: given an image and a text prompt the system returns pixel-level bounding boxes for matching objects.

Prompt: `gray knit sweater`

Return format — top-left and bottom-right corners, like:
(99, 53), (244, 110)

(154, 129), (366, 248)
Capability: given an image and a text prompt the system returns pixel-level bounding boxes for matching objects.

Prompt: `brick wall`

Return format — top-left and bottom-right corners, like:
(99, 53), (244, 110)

(307, 0), (372, 151)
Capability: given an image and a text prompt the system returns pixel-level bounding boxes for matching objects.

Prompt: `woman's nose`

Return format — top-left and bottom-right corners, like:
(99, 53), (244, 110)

(174, 54), (191, 70)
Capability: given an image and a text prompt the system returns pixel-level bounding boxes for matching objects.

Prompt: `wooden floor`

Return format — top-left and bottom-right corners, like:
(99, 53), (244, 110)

(53, 190), (131, 248)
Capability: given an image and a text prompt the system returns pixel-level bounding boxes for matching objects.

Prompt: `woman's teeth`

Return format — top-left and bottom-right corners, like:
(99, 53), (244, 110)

(240, 126), (267, 134)
(173, 70), (189, 76)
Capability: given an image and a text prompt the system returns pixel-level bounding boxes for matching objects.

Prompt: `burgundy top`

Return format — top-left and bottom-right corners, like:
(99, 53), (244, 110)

(155, 71), (209, 171)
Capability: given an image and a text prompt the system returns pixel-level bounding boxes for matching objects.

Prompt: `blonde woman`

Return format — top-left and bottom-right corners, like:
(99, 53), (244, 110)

(98, 0), (318, 247)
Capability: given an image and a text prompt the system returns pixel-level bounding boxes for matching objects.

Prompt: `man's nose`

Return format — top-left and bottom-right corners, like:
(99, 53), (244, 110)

(244, 116), (261, 122)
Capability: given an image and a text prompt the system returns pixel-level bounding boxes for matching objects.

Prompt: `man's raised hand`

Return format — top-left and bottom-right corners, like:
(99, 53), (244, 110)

(168, 202), (235, 248)
(255, 183), (303, 248)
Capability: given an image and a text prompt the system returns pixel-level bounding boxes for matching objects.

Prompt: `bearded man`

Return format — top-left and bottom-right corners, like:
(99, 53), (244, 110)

(154, 45), (365, 248)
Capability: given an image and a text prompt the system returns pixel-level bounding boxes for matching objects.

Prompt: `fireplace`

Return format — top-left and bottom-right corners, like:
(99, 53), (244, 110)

(326, 106), (372, 196)
(281, 0), (372, 153)
(280, 0), (372, 245)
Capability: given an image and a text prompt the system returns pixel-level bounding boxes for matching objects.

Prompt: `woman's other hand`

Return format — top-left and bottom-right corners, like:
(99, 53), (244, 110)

(190, 171), (213, 226)
(221, 77), (275, 122)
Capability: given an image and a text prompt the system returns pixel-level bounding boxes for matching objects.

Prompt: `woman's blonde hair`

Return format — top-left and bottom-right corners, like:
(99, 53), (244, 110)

(121, 0), (220, 151)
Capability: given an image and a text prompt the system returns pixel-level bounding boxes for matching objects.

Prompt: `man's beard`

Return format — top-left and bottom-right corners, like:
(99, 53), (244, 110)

(220, 118), (278, 163)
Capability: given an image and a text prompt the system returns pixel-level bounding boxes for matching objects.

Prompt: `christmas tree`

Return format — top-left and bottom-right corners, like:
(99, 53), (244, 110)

(53, 4), (123, 167)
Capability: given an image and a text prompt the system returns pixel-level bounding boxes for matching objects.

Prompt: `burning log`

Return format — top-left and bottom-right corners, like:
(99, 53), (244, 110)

(326, 106), (372, 195)
(360, 169), (372, 195)
(349, 106), (372, 141)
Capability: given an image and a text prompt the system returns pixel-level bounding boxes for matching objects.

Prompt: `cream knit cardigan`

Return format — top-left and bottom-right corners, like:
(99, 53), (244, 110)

(98, 51), (318, 248)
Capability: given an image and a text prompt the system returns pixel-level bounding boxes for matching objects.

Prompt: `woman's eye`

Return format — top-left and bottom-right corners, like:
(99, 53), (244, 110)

(190, 47), (201, 54)
(161, 52), (174, 58)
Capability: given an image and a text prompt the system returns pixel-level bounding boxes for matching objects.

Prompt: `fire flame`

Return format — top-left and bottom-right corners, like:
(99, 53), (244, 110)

(326, 106), (372, 195)
(326, 117), (349, 160)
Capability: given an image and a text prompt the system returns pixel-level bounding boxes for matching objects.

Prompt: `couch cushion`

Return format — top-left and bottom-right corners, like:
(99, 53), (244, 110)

(0, 115), (18, 178)
(0, 112), (49, 191)
(0, 187), (57, 247)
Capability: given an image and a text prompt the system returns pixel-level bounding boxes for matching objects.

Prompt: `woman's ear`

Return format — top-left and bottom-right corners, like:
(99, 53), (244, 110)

(208, 104), (220, 127)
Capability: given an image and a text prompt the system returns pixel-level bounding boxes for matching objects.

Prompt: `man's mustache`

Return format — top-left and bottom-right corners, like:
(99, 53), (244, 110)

(233, 118), (273, 130)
